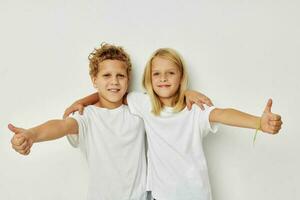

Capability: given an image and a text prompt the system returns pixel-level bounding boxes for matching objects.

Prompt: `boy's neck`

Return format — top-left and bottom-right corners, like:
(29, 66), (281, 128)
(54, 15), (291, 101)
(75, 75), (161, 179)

(94, 96), (123, 109)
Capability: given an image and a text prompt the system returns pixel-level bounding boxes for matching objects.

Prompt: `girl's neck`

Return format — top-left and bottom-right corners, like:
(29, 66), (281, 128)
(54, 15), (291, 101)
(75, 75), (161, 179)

(159, 95), (186, 109)
(159, 97), (175, 107)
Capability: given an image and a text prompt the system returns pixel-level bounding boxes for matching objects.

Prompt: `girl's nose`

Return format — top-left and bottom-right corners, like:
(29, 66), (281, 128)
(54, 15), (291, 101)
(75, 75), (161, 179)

(160, 74), (167, 82)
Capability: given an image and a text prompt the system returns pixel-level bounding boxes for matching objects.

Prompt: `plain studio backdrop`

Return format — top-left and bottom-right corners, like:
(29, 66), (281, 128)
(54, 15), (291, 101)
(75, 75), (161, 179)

(0, 0), (299, 199)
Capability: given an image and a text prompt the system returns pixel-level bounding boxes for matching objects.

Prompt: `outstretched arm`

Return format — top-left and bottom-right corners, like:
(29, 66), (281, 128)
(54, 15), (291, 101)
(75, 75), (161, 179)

(8, 118), (78, 155)
(209, 99), (282, 134)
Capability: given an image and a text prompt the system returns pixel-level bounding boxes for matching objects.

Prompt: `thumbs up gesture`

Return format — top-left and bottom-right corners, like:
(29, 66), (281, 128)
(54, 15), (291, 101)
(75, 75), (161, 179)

(8, 124), (34, 155)
(260, 99), (282, 134)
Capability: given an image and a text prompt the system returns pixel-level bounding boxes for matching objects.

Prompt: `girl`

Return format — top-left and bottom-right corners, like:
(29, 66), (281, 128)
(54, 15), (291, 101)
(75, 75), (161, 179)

(65, 48), (282, 200)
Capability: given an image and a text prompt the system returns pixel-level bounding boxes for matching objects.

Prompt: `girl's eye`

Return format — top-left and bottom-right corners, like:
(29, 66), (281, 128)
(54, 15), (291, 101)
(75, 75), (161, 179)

(103, 74), (111, 77)
(168, 72), (175, 75)
(152, 73), (159, 76)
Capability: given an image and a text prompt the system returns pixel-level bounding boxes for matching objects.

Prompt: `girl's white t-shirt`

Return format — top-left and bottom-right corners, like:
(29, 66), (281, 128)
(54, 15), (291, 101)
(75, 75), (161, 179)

(127, 92), (218, 200)
(67, 105), (147, 200)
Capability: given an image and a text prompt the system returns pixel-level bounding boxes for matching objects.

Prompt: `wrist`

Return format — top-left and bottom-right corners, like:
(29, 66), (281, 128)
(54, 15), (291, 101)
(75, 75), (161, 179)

(73, 100), (82, 106)
(253, 117), (262, 145)
(27, 128), (37, 143)
(257, 117), (262, 131)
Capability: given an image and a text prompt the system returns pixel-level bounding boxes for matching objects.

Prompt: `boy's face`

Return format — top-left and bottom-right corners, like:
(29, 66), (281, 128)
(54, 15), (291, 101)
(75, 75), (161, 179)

(151, 56), (181, 106)
(92, 59), (129, 109)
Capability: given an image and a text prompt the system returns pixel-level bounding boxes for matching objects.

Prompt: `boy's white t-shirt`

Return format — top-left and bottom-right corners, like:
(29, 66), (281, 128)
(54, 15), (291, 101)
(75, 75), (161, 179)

(127, 92), (218, 200)
(67, 105), (147, 200)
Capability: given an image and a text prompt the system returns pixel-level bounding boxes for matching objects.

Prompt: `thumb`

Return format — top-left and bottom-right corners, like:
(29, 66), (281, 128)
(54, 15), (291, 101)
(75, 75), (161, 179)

(186, 101), (192, 110)
(63, 111), (68, 119)
(264, 98), (273, 113)
(8, 124), (23, 134)
(79, 105), (84, 115)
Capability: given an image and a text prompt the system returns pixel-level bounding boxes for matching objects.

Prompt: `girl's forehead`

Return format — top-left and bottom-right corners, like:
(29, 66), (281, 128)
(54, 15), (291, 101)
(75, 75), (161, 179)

(152, 57), (178, 71)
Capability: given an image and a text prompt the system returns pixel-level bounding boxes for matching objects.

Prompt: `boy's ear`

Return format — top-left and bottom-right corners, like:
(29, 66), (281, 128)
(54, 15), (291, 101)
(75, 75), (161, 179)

(91, 76), (97, 89)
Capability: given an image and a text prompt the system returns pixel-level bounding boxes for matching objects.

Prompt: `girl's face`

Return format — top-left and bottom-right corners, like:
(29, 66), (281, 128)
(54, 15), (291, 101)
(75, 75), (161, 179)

(92, 59), (129, 109)
(151, 56), (181, 107)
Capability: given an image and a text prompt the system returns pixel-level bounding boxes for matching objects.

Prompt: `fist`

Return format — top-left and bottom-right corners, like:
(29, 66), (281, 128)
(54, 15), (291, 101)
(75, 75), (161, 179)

(8, 124), (33, 155)
(260, 99), (282, 134)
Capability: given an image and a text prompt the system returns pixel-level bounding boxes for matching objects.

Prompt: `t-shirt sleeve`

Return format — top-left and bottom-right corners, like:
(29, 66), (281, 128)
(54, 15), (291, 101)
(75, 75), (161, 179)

(66, 111), (88, 151)
(198, 105), (218, 138)
(127, 91), (150, 117)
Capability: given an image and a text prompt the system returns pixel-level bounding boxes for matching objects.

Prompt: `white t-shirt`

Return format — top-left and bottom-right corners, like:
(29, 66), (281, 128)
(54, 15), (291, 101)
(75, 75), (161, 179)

(67, 105), (147, 200)
(127, 92), (218, 200)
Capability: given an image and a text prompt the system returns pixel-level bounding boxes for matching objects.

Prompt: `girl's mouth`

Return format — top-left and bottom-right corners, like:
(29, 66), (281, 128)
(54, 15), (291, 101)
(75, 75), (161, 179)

(158, 85), (170, 88)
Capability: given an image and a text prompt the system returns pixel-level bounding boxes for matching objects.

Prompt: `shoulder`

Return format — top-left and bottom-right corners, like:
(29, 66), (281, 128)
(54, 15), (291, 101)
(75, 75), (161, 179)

(127, 91), (151, 107)
(83, 105), (105, 116)
(122, 105), (144, 120)
(127, 91), (149, 101)
(191, 104), (216, 116)
(126, 91), (152, 116)
(70, 105), (95, 121)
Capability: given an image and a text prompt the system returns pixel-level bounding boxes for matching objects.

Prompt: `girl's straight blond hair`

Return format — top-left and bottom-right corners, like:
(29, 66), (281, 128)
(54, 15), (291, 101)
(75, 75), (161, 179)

(142, 48), (188, 115)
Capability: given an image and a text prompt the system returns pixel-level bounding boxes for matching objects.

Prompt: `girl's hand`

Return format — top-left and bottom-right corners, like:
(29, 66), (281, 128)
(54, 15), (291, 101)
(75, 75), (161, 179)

(63, 103), (85, 119)
(8, 124), (34, 155)
(260, 99), (282, 134)
(185, 90), (213, 110)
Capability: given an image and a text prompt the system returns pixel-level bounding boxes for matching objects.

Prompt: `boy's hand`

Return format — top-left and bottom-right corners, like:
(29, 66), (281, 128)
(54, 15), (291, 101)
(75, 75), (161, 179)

(260, 99), (282, 134)
(185, 90), (213, 110)
(8, 124), (34, 155)
(63, 103), (84, 119)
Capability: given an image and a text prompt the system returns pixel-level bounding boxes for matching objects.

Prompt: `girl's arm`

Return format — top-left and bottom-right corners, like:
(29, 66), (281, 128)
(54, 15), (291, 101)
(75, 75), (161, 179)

(209, 99), (282, 134)
(8, 118), (78, 155)
(63, 92), (99, 118)
(75, 92), (99, 106)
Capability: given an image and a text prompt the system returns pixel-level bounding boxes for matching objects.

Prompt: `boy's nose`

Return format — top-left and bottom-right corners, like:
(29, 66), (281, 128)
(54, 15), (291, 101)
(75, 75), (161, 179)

(111, 76), (120, 84)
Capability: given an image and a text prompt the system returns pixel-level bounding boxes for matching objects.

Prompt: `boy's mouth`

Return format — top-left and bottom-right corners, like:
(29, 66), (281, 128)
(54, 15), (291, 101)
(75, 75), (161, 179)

(108, 88), (120, 92)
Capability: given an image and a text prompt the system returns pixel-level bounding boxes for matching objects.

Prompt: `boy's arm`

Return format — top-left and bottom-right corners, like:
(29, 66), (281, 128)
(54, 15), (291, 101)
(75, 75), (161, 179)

(185, 90), (213, 110)
(27, 118), (78, 142)
(63, 92), (98, 118)
(9, 118), (78, 155)
(209, 99), (282, 134)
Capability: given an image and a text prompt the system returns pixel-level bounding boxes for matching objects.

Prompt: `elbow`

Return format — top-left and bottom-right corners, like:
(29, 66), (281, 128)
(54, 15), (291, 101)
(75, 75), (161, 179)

(209, 108), (232, 123)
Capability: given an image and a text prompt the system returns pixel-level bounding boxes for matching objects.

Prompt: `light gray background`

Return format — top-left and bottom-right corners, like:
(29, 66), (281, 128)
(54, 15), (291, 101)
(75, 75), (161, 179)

(0, 0), (299, 199)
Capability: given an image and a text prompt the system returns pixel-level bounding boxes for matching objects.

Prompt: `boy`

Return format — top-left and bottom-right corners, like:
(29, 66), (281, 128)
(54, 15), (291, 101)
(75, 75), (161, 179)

(9, 43), (148, 200)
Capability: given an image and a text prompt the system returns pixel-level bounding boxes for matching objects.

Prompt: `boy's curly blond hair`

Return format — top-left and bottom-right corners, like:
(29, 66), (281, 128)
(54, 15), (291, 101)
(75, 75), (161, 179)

(88, 43), (132, 77)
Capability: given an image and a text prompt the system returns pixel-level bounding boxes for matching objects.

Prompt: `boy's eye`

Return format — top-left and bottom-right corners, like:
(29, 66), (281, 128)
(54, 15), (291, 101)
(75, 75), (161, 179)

(118, 74), (126, 78)
(103, 74), (111, 77)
